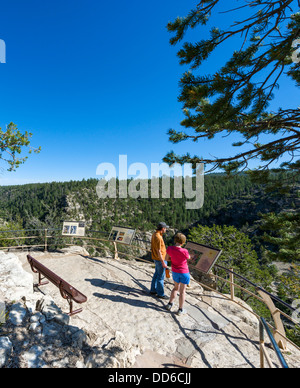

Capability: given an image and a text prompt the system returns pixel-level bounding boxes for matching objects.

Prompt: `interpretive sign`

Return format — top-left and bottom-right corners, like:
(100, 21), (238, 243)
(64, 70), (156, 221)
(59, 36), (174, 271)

(62, 221), (86, 237)
(109, 226), (136, 245)
(186, 241), (222, 274)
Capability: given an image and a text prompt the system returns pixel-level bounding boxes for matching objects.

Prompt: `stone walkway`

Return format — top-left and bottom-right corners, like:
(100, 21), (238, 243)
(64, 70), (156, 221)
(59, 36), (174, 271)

(16, 249), (300, 368)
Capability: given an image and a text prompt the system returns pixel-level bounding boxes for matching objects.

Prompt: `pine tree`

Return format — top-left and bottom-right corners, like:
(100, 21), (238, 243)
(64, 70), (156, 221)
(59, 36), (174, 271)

(0, 122), (41, 171)
(188, 223), (275, 303)
(163, 1), (300, 184)
(260, 211), (300, 262)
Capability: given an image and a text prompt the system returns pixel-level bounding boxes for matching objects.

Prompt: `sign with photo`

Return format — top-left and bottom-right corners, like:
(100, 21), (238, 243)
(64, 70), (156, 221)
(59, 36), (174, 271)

(185, 241), (222, 274)
(62, 221), (86, 237)
(109, 226), (136, 245)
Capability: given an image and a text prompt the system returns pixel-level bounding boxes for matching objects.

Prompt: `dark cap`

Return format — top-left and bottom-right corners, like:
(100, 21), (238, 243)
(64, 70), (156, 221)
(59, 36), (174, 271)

(157, 222), (169, 230)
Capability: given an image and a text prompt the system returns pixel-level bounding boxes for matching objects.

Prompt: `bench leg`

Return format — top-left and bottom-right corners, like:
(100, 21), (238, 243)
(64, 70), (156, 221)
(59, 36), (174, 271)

(67, 299), (83, 316)
(34, 273), (49, 288)
(68, 308), (83, 317)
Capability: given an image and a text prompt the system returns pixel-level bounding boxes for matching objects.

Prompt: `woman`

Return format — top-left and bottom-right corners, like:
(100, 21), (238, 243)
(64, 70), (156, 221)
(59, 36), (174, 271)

(165, 233), (191, 315)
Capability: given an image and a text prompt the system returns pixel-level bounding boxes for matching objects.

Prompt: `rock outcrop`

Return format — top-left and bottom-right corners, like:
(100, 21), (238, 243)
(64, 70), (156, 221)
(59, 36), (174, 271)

(0, 249), (299, 368)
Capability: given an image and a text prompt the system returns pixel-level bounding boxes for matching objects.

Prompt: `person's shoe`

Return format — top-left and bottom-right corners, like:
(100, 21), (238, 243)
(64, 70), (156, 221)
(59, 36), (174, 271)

(149, 291), (157, 295)
(177, 308), (185, 316)
(165, 302), (173, 311)
(157, 295), (168, 300)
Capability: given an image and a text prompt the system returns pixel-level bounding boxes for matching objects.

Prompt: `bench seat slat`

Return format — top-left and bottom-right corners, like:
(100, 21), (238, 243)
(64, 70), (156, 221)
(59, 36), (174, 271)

(27, 255), (87, 304)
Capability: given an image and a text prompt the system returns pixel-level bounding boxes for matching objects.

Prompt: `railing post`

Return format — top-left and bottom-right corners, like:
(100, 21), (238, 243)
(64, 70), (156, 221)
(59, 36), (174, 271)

(259, 317), (289, 369)
(114, 242), (119, 260)
(44, 229), (48, 252)
(230, 268), (235, 301)
(257, 289), (287, 350)
(259, 320), (265, 368)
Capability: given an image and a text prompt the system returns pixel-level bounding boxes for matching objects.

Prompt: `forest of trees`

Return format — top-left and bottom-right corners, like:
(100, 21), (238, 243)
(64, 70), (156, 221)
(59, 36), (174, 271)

(0, 173), (255, 231)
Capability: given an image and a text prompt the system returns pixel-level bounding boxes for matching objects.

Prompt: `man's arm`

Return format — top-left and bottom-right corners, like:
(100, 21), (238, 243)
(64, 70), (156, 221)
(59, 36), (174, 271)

(159, 251), (168, 269)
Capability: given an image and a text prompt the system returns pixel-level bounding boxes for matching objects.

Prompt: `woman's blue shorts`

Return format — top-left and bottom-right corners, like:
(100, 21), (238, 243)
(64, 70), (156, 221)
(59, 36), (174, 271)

(172, 271), (190, 285)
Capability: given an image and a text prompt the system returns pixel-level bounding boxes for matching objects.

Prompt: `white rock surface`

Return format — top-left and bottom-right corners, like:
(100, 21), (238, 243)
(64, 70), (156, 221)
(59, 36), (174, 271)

(22, 345), (45, 368)
(0, 337), (13, 367)
(9, 302), (27, 326)
(0, 252), (34, 300)
(0, 250), (299, 368)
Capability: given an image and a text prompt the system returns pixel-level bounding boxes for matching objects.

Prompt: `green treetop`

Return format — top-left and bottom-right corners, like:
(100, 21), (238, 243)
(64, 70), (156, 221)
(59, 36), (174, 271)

(164, 0), (300, 183)
(0, 122), (41, 172)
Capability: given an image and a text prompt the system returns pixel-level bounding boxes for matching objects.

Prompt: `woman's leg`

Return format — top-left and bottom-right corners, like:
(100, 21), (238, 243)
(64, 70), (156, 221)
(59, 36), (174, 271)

(179, 283), (187, 310)
(169, 282), (180, 304)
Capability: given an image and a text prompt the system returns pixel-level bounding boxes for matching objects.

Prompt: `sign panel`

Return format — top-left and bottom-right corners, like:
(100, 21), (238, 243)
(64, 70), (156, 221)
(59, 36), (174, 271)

(185, 241), (222, 274)
(62, 221), (86, 237)
(109, 226), (136, 245)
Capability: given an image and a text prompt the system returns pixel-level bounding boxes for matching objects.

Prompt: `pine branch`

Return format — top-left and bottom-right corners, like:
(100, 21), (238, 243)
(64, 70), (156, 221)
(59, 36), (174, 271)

(165, 0), (300, 179)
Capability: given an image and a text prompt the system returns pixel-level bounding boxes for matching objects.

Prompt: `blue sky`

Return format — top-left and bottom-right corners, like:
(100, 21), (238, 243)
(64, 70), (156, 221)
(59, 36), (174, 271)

(0, 0), (298, 185)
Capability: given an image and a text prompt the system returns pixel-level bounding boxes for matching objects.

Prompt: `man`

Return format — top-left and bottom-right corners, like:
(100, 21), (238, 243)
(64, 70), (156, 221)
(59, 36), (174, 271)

(150, 222), (169, 299)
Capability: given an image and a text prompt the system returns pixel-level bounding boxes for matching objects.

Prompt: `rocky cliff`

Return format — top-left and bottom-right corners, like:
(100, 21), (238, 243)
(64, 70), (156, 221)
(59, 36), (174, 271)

(0, 249), (299, 368)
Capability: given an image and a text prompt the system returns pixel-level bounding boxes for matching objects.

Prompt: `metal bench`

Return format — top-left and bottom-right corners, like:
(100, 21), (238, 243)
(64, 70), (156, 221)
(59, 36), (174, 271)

(27, 255), (87, 316)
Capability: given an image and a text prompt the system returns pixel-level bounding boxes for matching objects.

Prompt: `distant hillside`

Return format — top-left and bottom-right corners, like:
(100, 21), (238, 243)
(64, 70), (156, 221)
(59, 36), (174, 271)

(0, 174), (298, 256)
(0, 174), (255, 232)
(195, 182), (300, 232)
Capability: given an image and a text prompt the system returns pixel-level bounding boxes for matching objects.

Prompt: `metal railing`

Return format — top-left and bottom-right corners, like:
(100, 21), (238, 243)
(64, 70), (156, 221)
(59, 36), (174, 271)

(0, 227), (299, 367)
(259, 317), (289, 369)
(213, 264), (300, 352)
